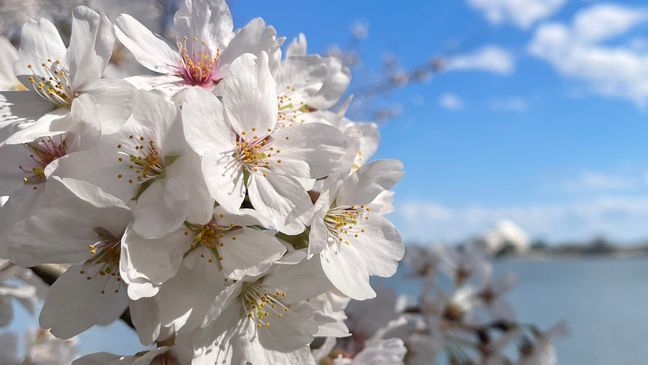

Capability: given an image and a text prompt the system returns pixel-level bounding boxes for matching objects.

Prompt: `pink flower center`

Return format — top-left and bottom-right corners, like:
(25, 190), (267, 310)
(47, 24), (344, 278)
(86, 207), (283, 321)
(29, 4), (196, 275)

(175, 36), (221, 87)
(19, 136), (68, 188)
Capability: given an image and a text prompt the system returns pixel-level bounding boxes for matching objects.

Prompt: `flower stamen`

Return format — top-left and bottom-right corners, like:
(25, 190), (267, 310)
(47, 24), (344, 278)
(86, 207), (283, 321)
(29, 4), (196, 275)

(25, 60), (76, 107)
(240, 281), (289, 329)
(175, 36), (221, 87)
(19, 136), (68, 188)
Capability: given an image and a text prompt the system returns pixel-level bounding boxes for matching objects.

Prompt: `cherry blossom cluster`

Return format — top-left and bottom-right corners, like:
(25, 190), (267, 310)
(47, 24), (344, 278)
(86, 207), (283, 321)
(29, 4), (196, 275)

(399, 243), (566, 365)
(0, 1), (405, 364)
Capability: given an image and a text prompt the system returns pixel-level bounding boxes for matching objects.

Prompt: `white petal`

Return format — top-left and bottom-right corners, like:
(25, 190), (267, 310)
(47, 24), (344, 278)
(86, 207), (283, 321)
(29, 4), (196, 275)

(256, 302), (317, 352)
(219, 52), (277, 135)
(177, 151), (215, 225)
(0, 91), (55, 142)
(215, 205), (262, 227)
(219, 227), (286, 280)
(72, 352), (135, 365)
(0, 185), (40, 258)
(81, 79), (135, 134)
(201, 148), (245, 213)
(40, 263), (129, 339)
(321, 244), (376, 300)
(14, 18), (66, 79)
(129, 296), (161, 345)
(0, 38), (19, 90)
(124, 75), (186, 94)
(346, 121), (379, 168)
(156, 247), (226, 334)
(219, 18), (279, 68)
(7, 176), (131, 267)
(132, 176), (188, 239)
(307, 212), (328, 256)
(200, 279), (243, 327)
(192, 303), (242, 365)
(131, 90), (179, 147)
(337, 160), (404, 206)
(67, 6), (115, 90)
(0, 142), (41, 196)
(351, 214), (403, 278)
(181, 87), (232, 154)
(7, 94), (98, 149)
(263, 254), (332, 304)
(270, 123), (346, 179)
(115, 14), (179, 74)
(120, 225), (190, 295)
(3, 110), (67, 145)
(278, 55), (350, 110)
(49, 142), (134, 203)
(247, 172), (311, 232)
(286, 34), (307, 58)
(238, 339), (316, 365)
(309, 57), (351, 110)
(173, 0), (233, 51)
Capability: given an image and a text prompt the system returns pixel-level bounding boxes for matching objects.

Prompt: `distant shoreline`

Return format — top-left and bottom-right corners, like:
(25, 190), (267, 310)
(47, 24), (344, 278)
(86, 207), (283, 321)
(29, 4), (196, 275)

(497, 243), (648, 260)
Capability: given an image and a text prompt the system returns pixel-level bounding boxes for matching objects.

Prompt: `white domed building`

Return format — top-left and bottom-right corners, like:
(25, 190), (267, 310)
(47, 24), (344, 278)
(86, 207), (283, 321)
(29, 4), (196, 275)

(483, 220), (530, 255)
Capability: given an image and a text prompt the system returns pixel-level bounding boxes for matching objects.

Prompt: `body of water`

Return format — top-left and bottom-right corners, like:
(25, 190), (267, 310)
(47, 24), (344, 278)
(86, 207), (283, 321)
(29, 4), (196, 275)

(383, 257), (648, 365)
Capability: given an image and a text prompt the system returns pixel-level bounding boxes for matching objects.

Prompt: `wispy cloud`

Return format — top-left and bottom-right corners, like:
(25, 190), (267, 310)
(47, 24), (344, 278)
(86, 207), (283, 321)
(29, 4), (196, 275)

(488, 97), (528, 112)
(467, 0), (566, 29)
(395, 195), (648, 243)
(446, 46), (515, 75)
(529, 4), (648, 107)
(561, 171), (645, 192)
(439, 93), (464, 110)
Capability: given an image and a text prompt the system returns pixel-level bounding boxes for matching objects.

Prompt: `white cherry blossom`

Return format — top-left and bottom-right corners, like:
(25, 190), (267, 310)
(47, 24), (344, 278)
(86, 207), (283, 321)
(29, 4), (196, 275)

(0, 6), (133, 145)
(309, 160), (405, 300)
(192, 254), (332, 365)
(122, 206), (286, 301)
(182, 53), (347, 232)
(115, 0), (280, 94)
(273, 34), (351, 128)
(52, 89), (213, 239)
(0, 94), (98, 251)
(4, 177), (132, 338)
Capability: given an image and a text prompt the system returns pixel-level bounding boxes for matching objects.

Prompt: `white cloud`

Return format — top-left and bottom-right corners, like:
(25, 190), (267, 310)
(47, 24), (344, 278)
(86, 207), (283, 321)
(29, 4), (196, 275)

(468, 0), (566, 29)
(488, 96), (528, 112)
(439, 93), (463, 110)
(562, 171), (641, 192)
(529, 4), (648, 107)
(350, 20), (369, 40)
(446, 46), (515, 75)
(395, 195), (648, 243)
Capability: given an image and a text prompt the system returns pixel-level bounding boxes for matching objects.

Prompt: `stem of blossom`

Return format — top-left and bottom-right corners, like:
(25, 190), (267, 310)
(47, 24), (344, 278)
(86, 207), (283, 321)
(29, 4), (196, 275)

(30, 264), (136, 330)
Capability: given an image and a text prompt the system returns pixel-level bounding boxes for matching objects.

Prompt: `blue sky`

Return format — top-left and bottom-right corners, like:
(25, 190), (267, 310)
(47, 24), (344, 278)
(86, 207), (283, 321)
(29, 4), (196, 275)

(230, 0), (648, 244)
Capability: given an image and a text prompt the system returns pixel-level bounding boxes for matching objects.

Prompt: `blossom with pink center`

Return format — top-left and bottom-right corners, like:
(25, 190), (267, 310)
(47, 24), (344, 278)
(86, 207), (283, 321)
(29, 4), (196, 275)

(116, 0), (281, 94)
(173, 36), (222, 87)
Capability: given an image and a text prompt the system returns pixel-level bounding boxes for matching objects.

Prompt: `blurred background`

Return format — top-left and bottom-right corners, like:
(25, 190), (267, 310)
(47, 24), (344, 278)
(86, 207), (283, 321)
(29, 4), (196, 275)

(3, 0), (648, 363)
